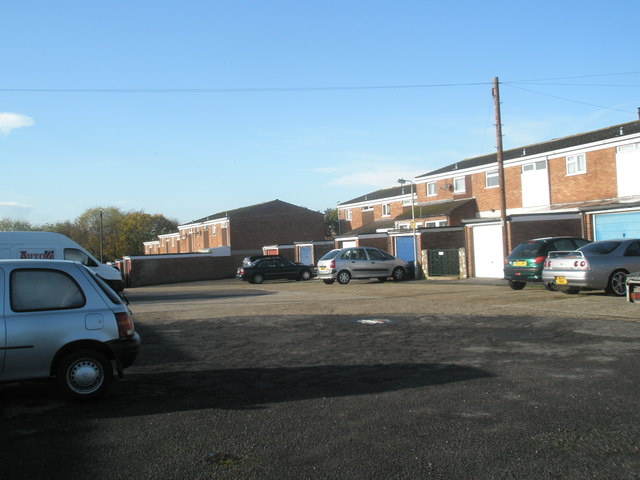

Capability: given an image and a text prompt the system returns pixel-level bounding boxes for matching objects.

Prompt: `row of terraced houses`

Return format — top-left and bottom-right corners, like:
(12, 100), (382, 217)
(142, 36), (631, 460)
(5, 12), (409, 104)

(141, 120), (640, 283)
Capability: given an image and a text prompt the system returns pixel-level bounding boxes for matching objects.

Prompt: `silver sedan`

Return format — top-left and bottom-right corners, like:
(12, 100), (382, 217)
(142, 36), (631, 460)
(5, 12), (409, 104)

(317, 247), (408, 285)
(542, 238), (640, 296)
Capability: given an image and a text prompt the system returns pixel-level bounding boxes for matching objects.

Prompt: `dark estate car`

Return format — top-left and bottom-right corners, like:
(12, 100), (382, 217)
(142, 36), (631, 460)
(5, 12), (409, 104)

(504, 237), (590, 290)
(236, 256), (316, 284)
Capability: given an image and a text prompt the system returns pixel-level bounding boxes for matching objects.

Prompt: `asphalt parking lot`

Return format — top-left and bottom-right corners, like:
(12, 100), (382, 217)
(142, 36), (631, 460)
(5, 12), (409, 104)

(2, 278), (640, 479)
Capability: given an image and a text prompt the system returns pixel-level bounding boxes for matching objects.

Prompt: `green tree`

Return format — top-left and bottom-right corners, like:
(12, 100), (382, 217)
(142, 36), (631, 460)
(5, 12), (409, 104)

(0, 218), (37, 231)
(74, 207), (125, 262)
(324, 207), (339, 239)
(117, 211), (178, 256)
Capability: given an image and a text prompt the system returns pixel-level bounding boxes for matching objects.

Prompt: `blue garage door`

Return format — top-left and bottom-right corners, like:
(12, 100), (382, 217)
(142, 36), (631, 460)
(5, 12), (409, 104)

(594, 212), (640, 240)
(299, 245), (313, 265)
(394, 236), (416, 262)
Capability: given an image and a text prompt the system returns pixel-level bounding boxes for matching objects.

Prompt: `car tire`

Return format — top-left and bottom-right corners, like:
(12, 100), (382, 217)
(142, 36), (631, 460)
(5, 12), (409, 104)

(56, 349), (113, 400)
(544, 283), (558, 291)
(253, 273), (264, 284)
(392, 267), (405, 282)
(300, 270), (312, 281)
(508, 280), (526, 290)
(337, 270), (351, 284)
(606, 270), (628, 297)
(322, 279), (335, 285)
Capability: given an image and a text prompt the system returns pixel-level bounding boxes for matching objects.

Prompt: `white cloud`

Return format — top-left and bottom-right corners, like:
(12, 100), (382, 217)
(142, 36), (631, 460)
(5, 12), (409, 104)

(0, 201), (34, 219)
(0, 113), (34, 134)
(326, 155), (421, 189)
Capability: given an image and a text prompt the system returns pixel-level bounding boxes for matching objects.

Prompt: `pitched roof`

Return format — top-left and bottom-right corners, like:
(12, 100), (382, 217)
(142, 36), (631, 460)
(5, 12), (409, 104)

(417, 120), (640, 178)
(394, 199), (475, 220)
(339, 185), (412, 206)
(339, 219), (397, 236)
(181, 199), (319, 226)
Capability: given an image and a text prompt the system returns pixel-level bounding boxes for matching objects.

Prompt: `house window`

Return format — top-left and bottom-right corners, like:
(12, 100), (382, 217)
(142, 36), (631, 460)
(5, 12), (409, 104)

(345, 209), (352, 221)
(362, 206), (373, 212)
(382, 204), (391, 216)
(485, 170), (499, 188)
(453, 176), (466, 193)
(522, 160), (547, 172)
(211, 225), (217, 236)
(426, 220), (447, 227)
(427, 182), (437, 197)
(566, 153), (586, 175)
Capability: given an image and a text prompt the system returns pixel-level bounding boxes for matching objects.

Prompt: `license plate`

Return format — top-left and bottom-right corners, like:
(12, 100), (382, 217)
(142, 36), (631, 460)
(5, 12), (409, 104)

(513, 261), (527, 267)
(555, 276), (567, 285)
(319, 266), (327, 271)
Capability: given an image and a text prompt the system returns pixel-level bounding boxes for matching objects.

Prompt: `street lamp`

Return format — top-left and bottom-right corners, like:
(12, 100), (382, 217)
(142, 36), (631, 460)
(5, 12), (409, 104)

(398, 178), (419, 279)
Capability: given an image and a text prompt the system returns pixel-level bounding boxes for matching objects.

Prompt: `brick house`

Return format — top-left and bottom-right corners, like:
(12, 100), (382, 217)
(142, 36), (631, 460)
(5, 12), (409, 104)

(334, 120), (640, 278)
(144, 199), (325, 256)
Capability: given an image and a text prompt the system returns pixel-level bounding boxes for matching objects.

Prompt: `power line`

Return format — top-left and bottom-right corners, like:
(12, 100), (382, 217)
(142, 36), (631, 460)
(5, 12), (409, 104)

(0, 82), (490, 94)
(503, 83), (636, 114)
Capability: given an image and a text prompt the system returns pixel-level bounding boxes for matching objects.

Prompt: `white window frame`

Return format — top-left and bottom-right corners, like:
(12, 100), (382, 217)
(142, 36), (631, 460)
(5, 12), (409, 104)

(362, 205), (373, 212)
(211, 224), (217, 236)
(566, 153), (586, 176)
(453, 176), (466, 194)
(485, 170), (499, 188)
(345, 209), (352, 221)
(427, 182), (437, 197)
(382, 204), (391, 217)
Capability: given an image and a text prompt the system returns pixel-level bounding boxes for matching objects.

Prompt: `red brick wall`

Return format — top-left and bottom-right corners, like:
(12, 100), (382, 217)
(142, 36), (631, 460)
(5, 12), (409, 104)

(509, 218), (584, 250)
(549, 148), (617, 205)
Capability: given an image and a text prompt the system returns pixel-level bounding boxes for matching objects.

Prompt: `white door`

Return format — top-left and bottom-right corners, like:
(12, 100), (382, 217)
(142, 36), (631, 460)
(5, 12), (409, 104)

(341, 240), (357, 248)
(521, 160), (550, 208)
(472, 224), (505, 278)
(616, 146), (640, 197)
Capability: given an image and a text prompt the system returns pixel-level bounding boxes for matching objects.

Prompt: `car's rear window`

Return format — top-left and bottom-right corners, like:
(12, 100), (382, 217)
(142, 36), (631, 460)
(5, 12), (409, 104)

(319, 250), (340, 261)
(579, 241), (620, 255)
(509, 241), (545, 258)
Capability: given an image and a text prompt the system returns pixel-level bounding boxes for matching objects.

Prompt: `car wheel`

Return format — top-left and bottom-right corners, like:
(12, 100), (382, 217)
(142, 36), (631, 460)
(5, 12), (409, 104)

(544, 283), (558, 291)
(56, 349), (113, 400)
(392, 267), (405, 281)
(562, 287), (580, 295)
(323, 279), (335, 285)
(253, 273), (264, 284)
(337, 270), (351, 284)
(300, 270), (312, 281)
(606, 270), (628, 297)
(508, 280), (526, 290)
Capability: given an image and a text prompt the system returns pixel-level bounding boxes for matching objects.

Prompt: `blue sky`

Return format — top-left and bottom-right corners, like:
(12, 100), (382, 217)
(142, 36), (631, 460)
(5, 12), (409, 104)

(1, 1), (639, 225)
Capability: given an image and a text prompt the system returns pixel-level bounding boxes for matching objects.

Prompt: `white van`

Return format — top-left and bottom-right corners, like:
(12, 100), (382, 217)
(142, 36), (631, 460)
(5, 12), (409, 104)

(0, 231), (124, 291)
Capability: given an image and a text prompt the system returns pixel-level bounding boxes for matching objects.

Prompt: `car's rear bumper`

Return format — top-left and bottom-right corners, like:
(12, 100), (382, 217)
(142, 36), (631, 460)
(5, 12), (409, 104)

(107, 333), (141, 369)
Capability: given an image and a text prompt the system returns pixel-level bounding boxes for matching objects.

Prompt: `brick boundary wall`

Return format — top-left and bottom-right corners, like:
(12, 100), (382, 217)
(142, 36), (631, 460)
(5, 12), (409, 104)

(124, 253), (253, 288)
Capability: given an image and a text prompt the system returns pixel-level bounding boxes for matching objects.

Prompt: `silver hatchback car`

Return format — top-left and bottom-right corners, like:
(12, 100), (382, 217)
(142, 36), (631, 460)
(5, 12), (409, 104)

(0, 259), (140, 399)
(317, 247), (408, 284)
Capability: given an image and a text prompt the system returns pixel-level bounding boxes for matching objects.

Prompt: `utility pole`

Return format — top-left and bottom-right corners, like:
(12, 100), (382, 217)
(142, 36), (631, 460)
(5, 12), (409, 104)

(492, 77), (510, 258)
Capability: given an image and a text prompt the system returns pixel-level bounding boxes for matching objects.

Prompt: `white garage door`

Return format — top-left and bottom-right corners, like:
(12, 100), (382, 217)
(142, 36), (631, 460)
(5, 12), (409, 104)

(472, 224), (505, 278)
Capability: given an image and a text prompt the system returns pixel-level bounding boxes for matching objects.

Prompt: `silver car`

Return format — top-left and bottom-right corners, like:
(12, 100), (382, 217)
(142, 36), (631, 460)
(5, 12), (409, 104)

(317, 247), (408, 284)
(542, 239), (640, 296)
(0, 259), (140, 399)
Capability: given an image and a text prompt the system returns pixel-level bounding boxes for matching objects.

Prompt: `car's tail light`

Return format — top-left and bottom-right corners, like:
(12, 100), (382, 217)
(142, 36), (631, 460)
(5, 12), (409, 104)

(239, 268), (245, 274)
(329, 260), (335, 269)
(115, 311), (135, 338)
(533, 256), (546, 264)
(573, 260), (588, 269)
